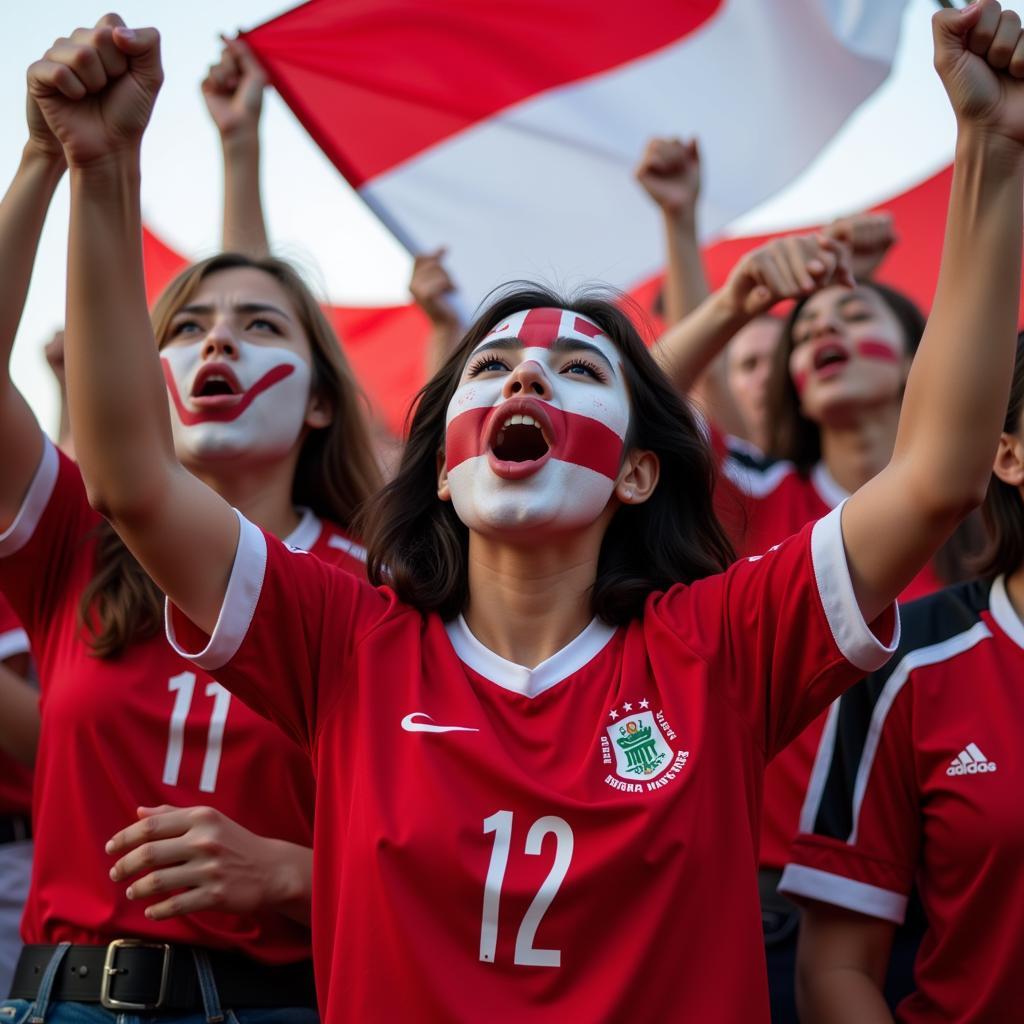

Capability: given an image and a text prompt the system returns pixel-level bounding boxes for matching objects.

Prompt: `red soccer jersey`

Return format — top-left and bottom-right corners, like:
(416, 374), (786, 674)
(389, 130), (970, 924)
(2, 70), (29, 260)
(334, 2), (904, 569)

(0, 593), (32, 817)
(780, 576), (1024, 1023)
(167, 501), (898, 1022)
(0, 440), (366, 961)
(722, 454), (941, 868)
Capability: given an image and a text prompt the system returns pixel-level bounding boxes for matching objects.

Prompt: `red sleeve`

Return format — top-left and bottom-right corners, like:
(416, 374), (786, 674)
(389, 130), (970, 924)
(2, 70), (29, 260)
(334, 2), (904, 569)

(0, 439), (96, 637)
(166, 511), (395, 752)
(650, 502), (900, 759)
(779, 677), (919, 924)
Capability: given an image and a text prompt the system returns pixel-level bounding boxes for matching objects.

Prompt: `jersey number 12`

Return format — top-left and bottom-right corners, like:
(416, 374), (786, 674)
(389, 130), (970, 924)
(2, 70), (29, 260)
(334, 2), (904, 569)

(479, 810), (574, 967)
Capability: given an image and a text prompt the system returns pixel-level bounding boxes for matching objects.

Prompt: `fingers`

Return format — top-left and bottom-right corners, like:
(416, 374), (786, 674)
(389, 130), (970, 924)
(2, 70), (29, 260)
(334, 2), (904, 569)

(124, 862), (200, 902)
(142, 884), (224, 922)
(967, 0), (1004, 57)
(111, 25), (163, 90)
(109, 835), (192, 883)
(105, 805), (192, 856)
(987, 8), (1023, 70)
(736, 233), (852, 315)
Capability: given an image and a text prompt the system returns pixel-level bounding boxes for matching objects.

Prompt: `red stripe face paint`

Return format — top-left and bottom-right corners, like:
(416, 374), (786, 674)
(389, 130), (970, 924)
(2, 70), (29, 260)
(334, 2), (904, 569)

(855, 339), (902, 363)
(162, 360), (295, 425)
(445, 402), (625, 479)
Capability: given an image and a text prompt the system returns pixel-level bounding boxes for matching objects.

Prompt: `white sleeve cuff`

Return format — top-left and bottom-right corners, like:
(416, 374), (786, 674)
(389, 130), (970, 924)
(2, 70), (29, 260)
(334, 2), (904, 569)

(779, 863), (907, 924)
(811, 501), (901, 672)
(165, 510), (267, 672)
(0, 438), (58, 558)
(0, 628), (29, 661)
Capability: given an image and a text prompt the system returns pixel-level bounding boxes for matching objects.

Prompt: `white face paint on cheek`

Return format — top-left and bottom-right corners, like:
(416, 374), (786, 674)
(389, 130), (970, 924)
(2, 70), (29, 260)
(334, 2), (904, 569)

(161, 340), (313, 464)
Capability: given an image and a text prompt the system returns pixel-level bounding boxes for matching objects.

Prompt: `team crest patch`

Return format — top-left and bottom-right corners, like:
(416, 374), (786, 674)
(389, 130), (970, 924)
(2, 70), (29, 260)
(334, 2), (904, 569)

(600, 701), (689, 793)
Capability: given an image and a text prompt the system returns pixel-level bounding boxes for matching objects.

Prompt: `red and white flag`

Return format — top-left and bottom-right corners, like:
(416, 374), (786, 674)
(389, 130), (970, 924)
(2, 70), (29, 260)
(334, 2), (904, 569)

(243, 0), (909, 308)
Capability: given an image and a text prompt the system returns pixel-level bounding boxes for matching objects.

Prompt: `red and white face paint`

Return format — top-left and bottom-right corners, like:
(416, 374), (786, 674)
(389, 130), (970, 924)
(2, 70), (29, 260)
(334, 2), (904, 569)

(161, 339), (312, 464)
(445, 307), (630, 534)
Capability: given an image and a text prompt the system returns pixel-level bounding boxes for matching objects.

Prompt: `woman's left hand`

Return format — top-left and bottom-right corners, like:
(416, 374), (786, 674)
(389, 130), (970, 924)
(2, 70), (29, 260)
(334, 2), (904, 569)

(106, 804), (311, 922)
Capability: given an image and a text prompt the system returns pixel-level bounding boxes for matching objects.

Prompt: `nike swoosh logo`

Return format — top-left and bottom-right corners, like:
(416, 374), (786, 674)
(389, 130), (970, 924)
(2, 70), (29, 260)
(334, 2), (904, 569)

(401, 713), (479, 734)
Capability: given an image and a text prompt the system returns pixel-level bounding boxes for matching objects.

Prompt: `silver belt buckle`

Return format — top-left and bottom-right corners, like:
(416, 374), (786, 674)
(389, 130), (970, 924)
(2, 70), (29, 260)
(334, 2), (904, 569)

(100, 939), (173, 1010)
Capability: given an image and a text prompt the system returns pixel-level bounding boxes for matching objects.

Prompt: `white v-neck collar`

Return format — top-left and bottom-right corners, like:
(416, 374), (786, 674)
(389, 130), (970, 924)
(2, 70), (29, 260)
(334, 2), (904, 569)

(446, 615), (618, 699)
(811, 462), (850, 510)
(988, 574), (1024, 651)
(285, 506), (323, 552)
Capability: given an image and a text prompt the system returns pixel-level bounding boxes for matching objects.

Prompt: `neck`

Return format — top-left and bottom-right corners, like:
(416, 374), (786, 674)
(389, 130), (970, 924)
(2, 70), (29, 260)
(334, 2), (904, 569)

(1004, 565), (1024, 625)
(819, 402), (900, 494)
(189, 454), (302, 540)
(463, 527), (605, 669)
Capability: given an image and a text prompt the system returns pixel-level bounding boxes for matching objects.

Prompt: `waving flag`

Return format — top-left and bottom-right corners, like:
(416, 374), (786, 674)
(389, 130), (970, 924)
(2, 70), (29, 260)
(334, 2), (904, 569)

(242, 0), (909, 309)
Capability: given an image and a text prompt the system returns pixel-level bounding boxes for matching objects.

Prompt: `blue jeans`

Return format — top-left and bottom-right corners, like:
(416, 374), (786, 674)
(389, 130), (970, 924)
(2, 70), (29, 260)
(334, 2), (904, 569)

(2, 944), (318, 1024)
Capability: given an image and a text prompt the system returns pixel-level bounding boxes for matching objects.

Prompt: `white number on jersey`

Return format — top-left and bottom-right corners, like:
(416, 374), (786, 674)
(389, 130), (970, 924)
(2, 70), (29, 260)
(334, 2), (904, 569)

(162, 672), (232, 793)
(479, 810), (574, 967)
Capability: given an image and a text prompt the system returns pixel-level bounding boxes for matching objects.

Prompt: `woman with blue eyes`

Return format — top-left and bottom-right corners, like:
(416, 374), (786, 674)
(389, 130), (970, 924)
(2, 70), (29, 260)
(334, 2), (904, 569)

(0, 37), (381, 1020)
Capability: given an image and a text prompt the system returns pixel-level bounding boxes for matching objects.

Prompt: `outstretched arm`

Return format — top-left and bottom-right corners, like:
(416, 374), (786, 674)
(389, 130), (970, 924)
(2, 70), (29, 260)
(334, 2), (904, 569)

(0, 94), (66, 527)
(203, 36), (269, 257)
(33, 16), (238, 634)
(843, 0), (1024, 623)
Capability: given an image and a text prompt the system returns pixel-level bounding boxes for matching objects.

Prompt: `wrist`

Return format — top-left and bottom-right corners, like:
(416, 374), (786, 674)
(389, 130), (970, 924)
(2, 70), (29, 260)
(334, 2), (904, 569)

(708, 282), (753, 330)
(665, 206), (698, 236)
(264, 839), (310, 910)
(21, 142), (66, 176)
(221, 126), (261, 153)
(954, 124), (1024, 173)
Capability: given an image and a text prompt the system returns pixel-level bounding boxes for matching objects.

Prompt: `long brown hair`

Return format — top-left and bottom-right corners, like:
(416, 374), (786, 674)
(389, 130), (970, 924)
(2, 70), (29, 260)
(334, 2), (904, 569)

(976, 332), (1024, 579)
(80, 253), (382, 658)
(359, 283), (734, 623)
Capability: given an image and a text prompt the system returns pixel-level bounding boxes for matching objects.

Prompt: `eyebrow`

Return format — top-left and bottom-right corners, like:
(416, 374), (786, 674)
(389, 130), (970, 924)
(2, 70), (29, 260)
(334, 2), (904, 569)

(467, 335), (616, 373)
(176, 302), (293, 322)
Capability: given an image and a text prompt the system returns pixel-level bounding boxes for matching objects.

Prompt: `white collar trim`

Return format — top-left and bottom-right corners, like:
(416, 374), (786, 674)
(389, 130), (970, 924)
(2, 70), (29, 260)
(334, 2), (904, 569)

(446, 615), (617, 698)
(285, 507), (323, 552)
(988, 574), (1024, 651)
(811, 462), (850, 510)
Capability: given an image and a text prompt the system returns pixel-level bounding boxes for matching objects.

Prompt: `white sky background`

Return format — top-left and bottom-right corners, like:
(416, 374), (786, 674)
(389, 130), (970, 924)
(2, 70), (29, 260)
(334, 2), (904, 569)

(3, 0), (1020, 435)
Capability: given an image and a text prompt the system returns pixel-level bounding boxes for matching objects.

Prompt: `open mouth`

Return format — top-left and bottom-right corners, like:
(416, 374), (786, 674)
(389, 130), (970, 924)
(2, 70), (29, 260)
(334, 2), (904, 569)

(191, 363), (243, 404)
(486, 400), (554, 479)
(812, 342), (849, 375)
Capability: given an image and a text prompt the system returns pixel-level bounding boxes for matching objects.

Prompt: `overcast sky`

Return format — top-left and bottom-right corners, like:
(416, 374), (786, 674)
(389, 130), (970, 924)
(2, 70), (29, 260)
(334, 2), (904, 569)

(2, 0), (1016, 434)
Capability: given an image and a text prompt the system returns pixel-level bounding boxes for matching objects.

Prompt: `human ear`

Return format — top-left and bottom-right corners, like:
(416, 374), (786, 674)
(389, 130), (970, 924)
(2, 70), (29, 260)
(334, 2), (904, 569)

(615, 448), (659, 505)
(436, 447), (451, 502)
(305, 390), (334, 430)
(992, 431), (1024, 489)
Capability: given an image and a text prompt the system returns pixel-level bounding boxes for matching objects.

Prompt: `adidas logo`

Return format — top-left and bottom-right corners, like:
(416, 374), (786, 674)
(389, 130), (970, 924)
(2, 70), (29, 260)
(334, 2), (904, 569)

(946, 742), (998, 777)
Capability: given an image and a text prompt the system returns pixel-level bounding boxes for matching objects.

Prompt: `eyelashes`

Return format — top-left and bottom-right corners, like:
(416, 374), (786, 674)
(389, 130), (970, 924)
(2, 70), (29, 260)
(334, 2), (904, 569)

(465, 353), (607, 382)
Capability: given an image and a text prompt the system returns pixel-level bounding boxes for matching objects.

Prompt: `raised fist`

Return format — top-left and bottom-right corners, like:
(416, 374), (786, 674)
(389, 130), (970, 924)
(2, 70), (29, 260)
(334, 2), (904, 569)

(410, 248), (460, 327)
(933, 0), (1024, 147)
(202, 36), (267, 140)
(825, 211), (896, 280)
(723, 233), (855, 319)
(635, 137), (701, 219)
(27, 14), (162, 169)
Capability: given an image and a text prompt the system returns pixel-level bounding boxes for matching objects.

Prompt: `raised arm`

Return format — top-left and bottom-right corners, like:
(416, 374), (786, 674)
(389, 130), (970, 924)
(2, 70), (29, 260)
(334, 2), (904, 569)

(410, 247), (463, 377)
(635, 137), (708, 326)
(203, 36), (269, 257)
(0, 88), (67, 527)
(843, 0), (1024, 623)
(31, 15), (238, 634)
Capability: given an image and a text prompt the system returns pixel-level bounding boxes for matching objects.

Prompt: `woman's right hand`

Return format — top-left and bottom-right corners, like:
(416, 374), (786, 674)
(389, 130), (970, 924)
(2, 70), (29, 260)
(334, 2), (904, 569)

(721, 232), (854, 319)
(27, 14), (162, 170)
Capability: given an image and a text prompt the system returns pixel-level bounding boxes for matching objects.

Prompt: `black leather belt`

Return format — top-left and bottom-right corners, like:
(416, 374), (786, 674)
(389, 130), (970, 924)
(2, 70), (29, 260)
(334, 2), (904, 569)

(0, 814), (31, 845)
(10, 943), (316, 1012)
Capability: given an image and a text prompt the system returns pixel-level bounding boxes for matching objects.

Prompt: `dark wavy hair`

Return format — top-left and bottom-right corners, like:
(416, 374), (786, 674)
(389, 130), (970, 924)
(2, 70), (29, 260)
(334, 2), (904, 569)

(359, 284), (735, 623)
(976, 332), (1024, 578)
(767, 281), (927, 471)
